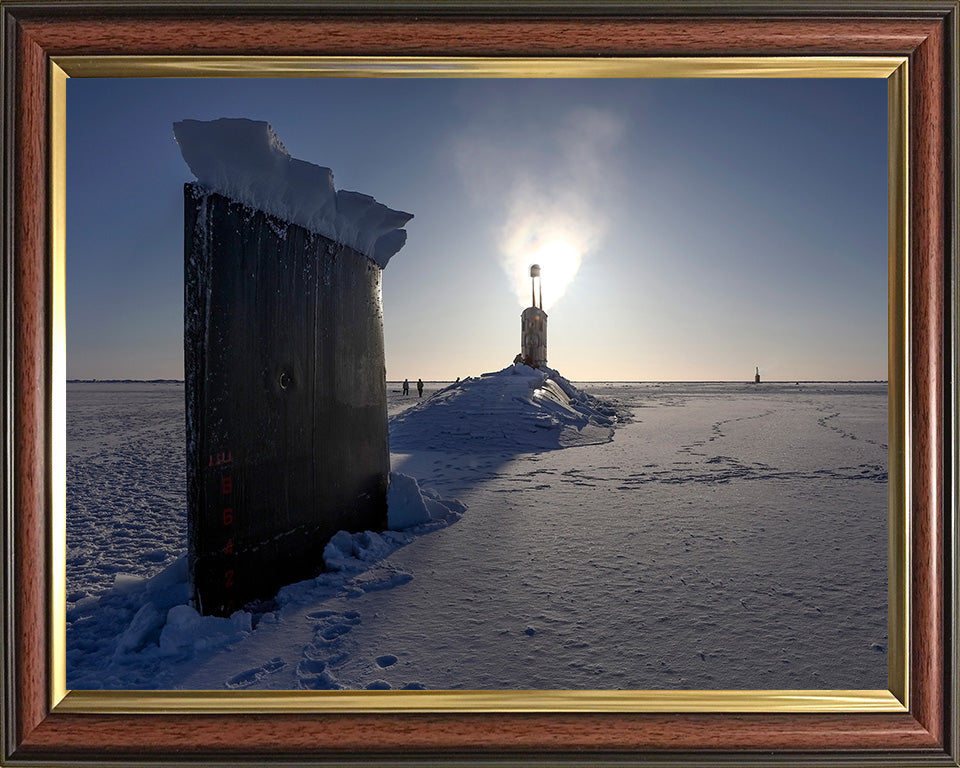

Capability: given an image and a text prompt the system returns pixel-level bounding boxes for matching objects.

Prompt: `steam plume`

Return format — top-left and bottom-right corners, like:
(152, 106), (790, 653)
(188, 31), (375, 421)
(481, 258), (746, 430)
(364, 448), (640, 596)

(454, 106), (624, 310)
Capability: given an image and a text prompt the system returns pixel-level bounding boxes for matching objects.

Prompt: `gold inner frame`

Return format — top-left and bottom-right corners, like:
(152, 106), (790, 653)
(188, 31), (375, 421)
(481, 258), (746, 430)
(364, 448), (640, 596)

(48, 55), (910, 714)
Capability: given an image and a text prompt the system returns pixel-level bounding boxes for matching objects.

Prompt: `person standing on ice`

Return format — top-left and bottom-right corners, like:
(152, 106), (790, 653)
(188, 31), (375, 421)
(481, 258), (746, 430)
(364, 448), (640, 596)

(417, 378), (424, 397)
(402, 378), (409, 396)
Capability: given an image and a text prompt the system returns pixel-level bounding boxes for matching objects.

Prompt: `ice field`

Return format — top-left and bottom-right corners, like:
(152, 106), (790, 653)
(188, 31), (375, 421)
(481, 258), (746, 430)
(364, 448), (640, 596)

(66, 373), (887, 690)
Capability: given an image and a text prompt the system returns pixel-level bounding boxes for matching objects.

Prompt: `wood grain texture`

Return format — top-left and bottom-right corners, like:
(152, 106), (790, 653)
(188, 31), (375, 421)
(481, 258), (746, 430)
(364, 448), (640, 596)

(908, 12), (946, 746)
(4, 5), (955, 764)
(15, 712), (941, 755)
(17, 16), (941, 56)
(13, 20), (49, 748)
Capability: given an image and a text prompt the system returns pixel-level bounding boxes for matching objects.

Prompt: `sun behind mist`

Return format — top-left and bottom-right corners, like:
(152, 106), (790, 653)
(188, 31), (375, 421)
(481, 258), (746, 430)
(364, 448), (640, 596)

(506, 237), (581, 311)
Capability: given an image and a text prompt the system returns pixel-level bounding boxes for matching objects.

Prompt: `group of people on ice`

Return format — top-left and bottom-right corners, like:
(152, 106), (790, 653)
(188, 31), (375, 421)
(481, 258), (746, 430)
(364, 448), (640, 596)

(402, 378), (424, 397)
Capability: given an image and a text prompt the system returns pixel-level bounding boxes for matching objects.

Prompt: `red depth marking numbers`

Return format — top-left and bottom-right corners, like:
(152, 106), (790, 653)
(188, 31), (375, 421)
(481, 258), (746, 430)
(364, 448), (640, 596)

(210, 449), (236, 613)
(208, 450), (232, 467)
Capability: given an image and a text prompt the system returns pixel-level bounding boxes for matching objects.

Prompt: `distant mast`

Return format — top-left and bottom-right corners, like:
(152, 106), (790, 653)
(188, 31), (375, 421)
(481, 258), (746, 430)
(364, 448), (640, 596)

(519, 264), (548, 368)
(754, 366), (761, 384)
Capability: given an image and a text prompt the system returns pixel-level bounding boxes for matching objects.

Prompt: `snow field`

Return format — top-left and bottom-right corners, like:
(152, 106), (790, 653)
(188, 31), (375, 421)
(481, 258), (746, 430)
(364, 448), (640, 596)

(66, 383), (187, 605)
(66, 377), (887, 690)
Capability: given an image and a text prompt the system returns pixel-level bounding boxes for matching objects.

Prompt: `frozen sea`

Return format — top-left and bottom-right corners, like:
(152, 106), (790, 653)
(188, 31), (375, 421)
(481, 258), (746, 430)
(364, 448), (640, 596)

(66, 375), (887, 690)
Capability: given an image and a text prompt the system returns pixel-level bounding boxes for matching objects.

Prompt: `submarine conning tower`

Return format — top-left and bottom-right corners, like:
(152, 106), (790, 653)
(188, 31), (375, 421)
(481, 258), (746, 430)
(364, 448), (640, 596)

(176, 117), (412, 617)
(521, 263), (547, 368)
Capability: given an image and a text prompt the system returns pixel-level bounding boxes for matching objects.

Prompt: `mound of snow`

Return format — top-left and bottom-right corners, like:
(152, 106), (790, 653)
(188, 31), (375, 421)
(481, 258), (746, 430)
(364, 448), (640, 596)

(320, 473), (465, 574)
(112, 602), (165, 658)
(322, 529), (399, 572)
(69, 474), (464, 688)
(173, 118), (413, 267)
(389, 364), (620, 453)
(159, 604), (252, 656)
(386, 471), (465, 529)
(67, 556), (249, 688)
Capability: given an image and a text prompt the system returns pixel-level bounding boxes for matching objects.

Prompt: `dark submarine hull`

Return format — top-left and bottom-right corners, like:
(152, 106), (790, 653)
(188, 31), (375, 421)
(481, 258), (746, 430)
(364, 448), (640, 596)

(184, 183), (389, 616)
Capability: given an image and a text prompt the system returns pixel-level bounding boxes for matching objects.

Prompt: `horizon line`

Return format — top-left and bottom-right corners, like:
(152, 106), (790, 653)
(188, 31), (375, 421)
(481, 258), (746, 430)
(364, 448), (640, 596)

(67, 378), (890, 385)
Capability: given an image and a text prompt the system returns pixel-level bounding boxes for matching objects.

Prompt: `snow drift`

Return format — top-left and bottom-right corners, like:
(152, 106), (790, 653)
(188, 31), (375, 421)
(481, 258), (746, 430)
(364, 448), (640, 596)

(67, 472), (463, 689)
(173, 118), (413, 267)
(389, 364), (621, 453)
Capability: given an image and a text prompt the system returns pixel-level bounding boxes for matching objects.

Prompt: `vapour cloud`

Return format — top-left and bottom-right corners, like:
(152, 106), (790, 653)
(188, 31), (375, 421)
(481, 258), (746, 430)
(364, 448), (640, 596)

(453, 106), (625, 310)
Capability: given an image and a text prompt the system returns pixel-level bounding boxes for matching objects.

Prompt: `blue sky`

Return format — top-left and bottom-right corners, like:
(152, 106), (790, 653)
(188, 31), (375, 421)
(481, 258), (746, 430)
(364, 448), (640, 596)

(66, 77), (887, 381)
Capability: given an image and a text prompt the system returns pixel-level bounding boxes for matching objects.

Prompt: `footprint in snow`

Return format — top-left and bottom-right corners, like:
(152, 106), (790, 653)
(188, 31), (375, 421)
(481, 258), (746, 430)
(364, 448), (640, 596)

(295, 610), (362, 690)
(225, 657), (286, 689)
(295, 656), (340, 690)
(344, 567), (413, 598)
(366, 656), (428, 690)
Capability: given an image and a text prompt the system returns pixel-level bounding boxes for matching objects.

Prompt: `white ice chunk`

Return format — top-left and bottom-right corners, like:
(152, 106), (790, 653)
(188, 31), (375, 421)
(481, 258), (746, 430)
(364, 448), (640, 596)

(387, 472), (441, 530)
(386, 472), (433, 529)
(173, 118), (413, 267)
(112, 573), (146, 593)
(158, 604), (252, 656)
(113, 602), (164, 658)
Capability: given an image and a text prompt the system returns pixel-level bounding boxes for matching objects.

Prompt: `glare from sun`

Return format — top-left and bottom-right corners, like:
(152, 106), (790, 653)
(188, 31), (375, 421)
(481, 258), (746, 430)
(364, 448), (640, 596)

(503, 228), (584, 312)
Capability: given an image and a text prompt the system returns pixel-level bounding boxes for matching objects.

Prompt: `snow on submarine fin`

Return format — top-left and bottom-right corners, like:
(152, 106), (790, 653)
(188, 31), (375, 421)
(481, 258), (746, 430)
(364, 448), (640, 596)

(173, 117), (413, 267)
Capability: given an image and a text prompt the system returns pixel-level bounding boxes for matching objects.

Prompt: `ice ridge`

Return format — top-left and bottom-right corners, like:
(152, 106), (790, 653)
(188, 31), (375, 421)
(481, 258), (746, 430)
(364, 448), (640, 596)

(389, 363), (621, 453)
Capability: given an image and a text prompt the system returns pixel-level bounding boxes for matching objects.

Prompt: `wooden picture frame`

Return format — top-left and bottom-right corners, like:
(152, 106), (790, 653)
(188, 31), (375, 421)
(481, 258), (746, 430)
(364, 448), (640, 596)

(2, 2), (957, 765)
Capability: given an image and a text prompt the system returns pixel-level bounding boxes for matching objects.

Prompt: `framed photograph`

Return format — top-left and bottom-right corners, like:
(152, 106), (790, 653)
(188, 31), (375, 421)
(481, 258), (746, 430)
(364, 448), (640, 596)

(2, 1), (956, 765)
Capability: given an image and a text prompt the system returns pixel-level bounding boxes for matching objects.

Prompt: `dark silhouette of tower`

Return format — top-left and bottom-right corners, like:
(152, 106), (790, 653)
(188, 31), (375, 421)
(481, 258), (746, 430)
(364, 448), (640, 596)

(520, 264), (547, 368)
